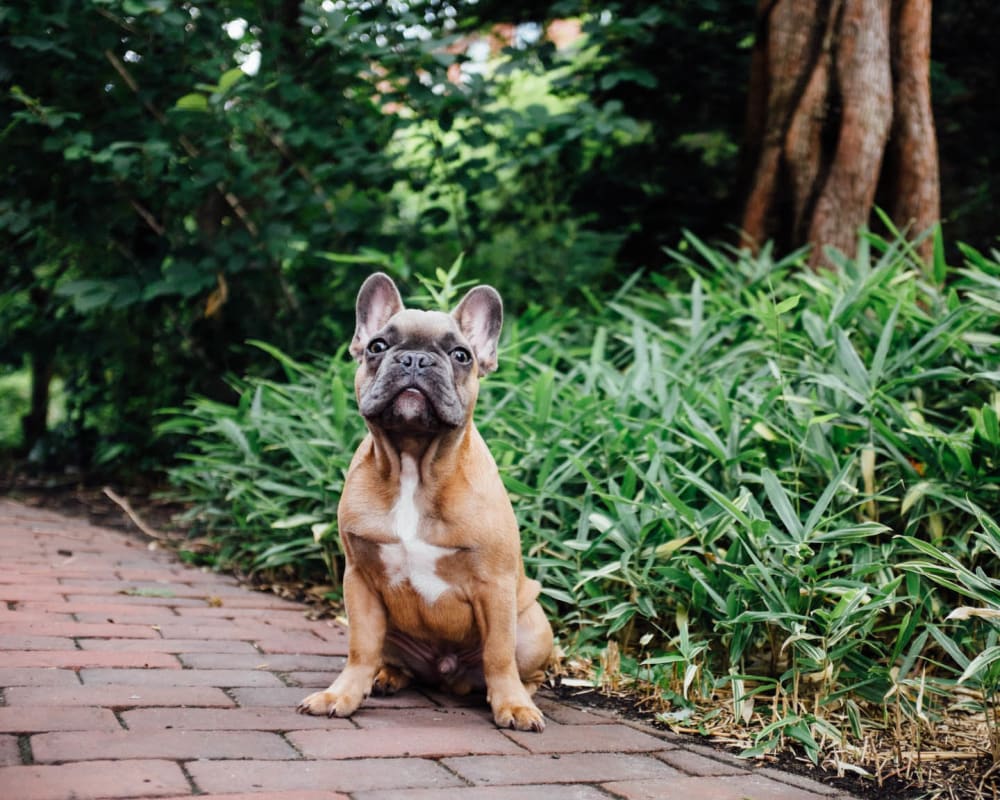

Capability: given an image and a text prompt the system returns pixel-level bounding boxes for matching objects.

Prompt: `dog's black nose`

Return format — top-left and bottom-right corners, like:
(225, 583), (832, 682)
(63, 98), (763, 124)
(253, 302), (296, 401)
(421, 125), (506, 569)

(397, 351), (433, 373)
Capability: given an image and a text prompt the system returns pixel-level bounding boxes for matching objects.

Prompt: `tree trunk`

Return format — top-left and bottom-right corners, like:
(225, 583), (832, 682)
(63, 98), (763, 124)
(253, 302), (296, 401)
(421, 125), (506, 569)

(740, 0), (940, 269)
(22, 350), (53, 455)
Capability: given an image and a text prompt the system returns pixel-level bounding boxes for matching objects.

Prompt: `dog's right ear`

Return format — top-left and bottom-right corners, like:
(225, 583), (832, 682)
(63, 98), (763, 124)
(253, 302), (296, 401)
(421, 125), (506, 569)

(350, 273), (404, 360)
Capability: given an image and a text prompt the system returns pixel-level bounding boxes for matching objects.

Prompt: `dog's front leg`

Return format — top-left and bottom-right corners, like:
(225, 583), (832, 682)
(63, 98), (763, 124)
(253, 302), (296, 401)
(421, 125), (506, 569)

(476, 586), (546, 732)
(297, 566), (384, 718)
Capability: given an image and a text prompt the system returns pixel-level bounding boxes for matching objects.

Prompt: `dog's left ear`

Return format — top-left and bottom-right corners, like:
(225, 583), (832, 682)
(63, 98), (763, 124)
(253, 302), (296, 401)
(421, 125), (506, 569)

(351, 273), (404, 360)
(453, 286), (503, 376)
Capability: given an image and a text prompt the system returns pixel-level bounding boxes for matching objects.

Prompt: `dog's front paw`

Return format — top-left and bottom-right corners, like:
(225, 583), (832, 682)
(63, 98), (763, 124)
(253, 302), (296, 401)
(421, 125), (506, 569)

(493, 699), (545, 732)
(297, 687), (364, 718)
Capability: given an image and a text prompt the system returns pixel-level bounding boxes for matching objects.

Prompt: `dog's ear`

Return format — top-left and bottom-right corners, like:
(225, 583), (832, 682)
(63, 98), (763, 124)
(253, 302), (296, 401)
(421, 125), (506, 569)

(453, 286), (503, 376)
(351, 273), (404, 360)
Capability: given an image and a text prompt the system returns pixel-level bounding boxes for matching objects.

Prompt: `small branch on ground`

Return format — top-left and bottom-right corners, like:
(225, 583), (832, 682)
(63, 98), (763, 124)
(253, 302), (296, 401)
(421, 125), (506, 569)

(102, 486), (171, 542)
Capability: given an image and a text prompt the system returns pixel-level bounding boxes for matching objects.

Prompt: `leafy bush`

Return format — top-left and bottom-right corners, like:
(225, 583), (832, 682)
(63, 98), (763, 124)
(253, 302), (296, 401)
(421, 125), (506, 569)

(164, 233), (1000, 763)
(159, 342), (363, 581)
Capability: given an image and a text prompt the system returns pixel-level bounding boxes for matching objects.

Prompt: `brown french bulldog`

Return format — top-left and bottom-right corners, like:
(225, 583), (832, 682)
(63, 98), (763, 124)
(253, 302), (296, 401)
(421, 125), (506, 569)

(297, 273), (553, 731)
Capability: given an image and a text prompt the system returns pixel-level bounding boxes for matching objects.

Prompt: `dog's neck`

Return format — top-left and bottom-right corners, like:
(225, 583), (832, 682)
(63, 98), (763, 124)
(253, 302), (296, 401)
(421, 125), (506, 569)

(367, 423), (472, 491)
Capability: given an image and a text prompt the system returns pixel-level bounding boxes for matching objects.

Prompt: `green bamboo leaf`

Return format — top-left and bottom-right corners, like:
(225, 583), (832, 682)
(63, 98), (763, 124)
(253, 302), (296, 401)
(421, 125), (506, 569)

(932, 223), (947, 285)
(958, 646), (1000, 685)
(802, 458), (853, 534)
(761, 469), (803, 540)
(271, 513), (324, 529)
(870, 300), (901, 387)
(834, 327), (870, 393)
(654, 536), (693, 559)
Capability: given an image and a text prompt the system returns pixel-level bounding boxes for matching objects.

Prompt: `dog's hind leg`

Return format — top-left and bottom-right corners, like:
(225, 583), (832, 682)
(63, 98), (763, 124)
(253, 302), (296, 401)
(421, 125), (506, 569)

(372, 664), (412, 695)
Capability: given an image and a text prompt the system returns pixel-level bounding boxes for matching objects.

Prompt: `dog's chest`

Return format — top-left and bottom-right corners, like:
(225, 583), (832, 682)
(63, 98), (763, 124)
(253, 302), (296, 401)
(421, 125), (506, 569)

(378, 455), (456, 604)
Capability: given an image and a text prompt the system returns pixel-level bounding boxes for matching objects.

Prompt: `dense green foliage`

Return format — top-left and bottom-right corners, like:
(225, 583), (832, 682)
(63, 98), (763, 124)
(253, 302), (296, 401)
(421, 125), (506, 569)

(5, 1), (1000, 470)
(0, 2), (616, 464)
(164, 234), (1000, 761)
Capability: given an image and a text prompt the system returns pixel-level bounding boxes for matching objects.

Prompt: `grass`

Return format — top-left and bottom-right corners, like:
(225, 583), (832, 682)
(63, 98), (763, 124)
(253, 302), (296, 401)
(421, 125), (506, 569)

(161, 230), (1000, 788)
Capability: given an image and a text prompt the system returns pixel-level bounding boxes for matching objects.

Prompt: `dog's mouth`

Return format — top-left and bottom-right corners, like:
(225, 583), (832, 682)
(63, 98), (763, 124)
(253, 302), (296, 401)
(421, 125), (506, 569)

(375, 386), (445, 433)
(392, 387), (431, 420)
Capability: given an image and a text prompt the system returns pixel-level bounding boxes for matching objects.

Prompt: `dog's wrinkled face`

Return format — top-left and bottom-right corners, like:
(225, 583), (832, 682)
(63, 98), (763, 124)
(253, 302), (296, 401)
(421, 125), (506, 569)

(349, 274), (502, 435)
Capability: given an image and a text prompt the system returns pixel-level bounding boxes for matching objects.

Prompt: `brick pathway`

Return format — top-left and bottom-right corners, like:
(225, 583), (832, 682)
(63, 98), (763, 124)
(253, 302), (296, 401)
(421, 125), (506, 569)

(0, 499), (859, 800)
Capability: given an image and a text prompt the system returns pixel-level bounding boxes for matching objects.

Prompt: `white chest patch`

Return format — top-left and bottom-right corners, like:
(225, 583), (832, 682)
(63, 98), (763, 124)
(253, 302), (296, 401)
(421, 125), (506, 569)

(380, 455), (454, 604)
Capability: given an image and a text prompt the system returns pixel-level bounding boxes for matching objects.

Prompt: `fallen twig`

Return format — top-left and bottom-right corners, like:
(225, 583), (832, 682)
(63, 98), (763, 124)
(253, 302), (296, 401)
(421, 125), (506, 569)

(900, 750), (986, 762)
(102, 486), (170, 542)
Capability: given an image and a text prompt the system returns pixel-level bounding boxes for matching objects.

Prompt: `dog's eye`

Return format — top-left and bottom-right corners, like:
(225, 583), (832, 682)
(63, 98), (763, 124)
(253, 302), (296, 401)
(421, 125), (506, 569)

(451, 347), (472, 365)
(367, 338), (388, 355)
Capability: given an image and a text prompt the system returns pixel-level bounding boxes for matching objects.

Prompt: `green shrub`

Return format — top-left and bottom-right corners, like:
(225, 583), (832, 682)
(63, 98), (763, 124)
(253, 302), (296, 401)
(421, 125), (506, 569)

(158, 342), (363, 582)
(163, 232), (1000, 762)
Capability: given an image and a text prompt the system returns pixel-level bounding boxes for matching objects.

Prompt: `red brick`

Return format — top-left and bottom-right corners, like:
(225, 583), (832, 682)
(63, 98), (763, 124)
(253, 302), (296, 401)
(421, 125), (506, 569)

(74, 610), (182, 625)
(20, 601), (181, 617)
(0, 668), (80, 687)
(230, 686), (437, 710)
(503, 723), (670, 754)
(532, 695), (630, 726)
(57, 579), (246, 597)
(178, 652), (344, 671)
(79, 637), (260, 654)
(160, 793), (348, 800)
(681, 741), (757, 767)
(187, 758), (463, 794)
(0, 650), (179, 669)
(0, 578), (65, 591)
(0, 735), (21, 767)
(286, 671), (338, 688)
(352, 706), (494, 729)
(66, 593), (206, 607)
(419, 689), (491, 709)
(443, 752), (682, 786)
(289, 726), (525, 759)
(0, 634), (78, 650)
(313, 621), (350, 639)
(755, 768), (841, 796)
(0, 758), (189, 800)
(0, 707), (121, 733)
(5, 685), (235, 708)
(656, 748), (748, 776)
(0, 609), (76, 623)
(0, 571), (66, 583)
(31, 728), (297, 762)
(253, 633), (348, 656)
(184, 593), (306, 610)
(152, 622), (286, 640)
(0, 620), (160, 639)
(0, 587), (70, 603)
(355, 787), (612, 800)
(603, 774), (830, 800)
(79, 667), (284, 687)
(175, 607), (324, 629)
(114, 568), (226, 583)
(122, 706), (351, 732)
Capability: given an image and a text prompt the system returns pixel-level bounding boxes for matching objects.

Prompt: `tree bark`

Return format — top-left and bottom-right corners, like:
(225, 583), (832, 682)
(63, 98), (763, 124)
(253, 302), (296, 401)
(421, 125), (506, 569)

(886, 0), (940, 263)
(740, 0), (940, 269)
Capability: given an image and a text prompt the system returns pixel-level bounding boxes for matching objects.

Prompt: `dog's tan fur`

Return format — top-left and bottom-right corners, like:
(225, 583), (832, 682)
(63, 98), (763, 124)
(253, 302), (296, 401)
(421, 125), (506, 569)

(297, 274), (552, 731)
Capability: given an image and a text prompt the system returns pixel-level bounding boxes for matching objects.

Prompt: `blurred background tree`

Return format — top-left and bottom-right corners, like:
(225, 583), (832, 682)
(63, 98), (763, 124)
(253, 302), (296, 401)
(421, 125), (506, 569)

(1, 0), (995, 473)
(740, 0), (939, 268)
